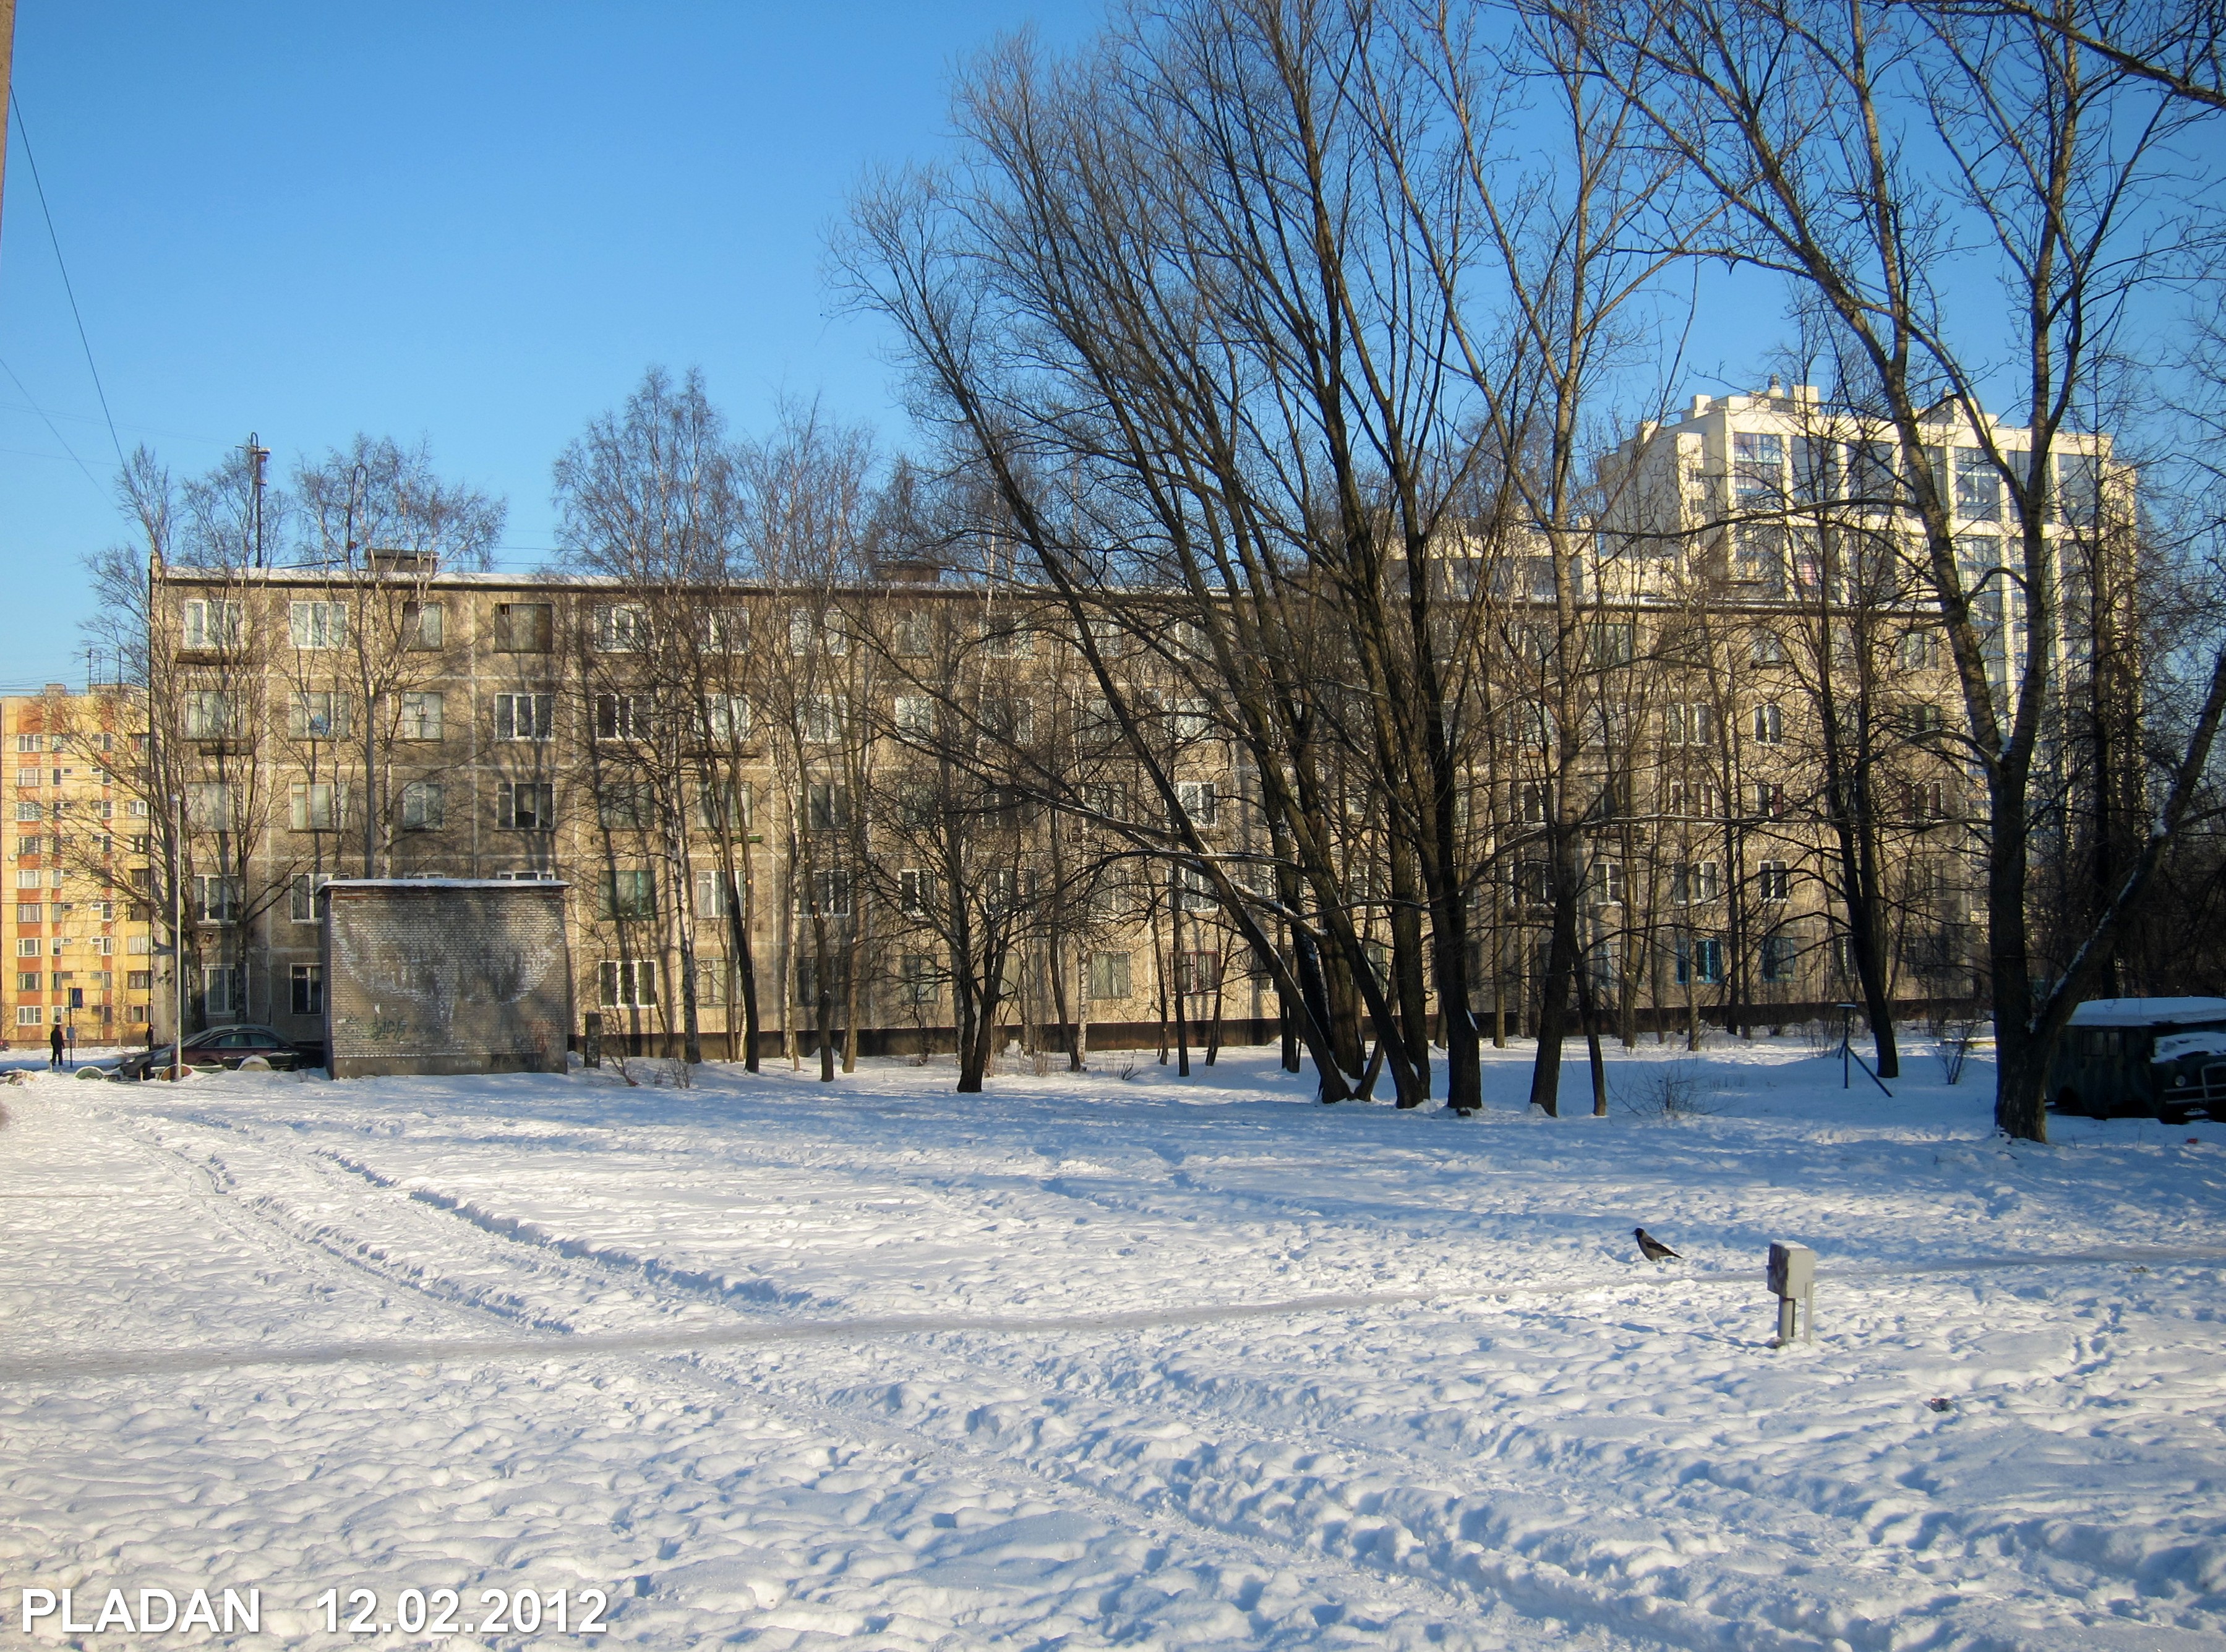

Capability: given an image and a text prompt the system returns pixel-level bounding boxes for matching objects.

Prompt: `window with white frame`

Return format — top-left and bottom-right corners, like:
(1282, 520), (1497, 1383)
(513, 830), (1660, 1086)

(599, 868), (656, 920)
(1760, 934), (1798, 983)
(798, 694), (847, 743)
(1089, 950), (1131, 1000)
(16, 936), (39, 956)
(288, 873), (332, 923)
(1672, 861), (1721, 904)
(703, 609), (748, 653)
(184, 782), (234, 830)
(797, 869), (852, 917)
(290, 964), (324, 1016)
(194, 875), (242, 923)
(1176, 781), (1218, 826)
(893, 695), (935, 737)
(1665, 702), (1716, 745)
(291, 691), (352, 740)
(499, 781), (555, 831)
(16, 1005), (41, 1026)
(181, 599), (244, 650)
(1758, 860), (1792, 902)
(1752, 702), (1784, 744)
(493, 602), (554, 653)
(596, 955), (656, 1006)
(399, 691), (444, 741)
(693, 869), (739, 918)
(592, 604), (649, 652)
(290, 782), (348, 832)
(594, 693), (648, 742)
(403, 600), (444, 650)
(289, 601), (348, 649)
(804, 783), (850, 832)
(597, 781), (653, 829)
(698, 693), (751, 744)
(898, 868), (933, 917)
(183, 690), (242, 740)
(494, 693), (555, 740)
(788, 609), (848, 656)
(1593, 860), (1626, 905)
(400, 781), (444, 831)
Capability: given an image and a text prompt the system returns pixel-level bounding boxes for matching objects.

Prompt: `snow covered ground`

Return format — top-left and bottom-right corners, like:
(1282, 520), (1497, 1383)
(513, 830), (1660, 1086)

(1, 1035), (2222, 1650)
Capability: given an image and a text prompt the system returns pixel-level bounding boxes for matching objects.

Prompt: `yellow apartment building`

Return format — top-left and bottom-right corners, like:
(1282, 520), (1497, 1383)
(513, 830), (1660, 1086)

(3, 685), (154, 1055)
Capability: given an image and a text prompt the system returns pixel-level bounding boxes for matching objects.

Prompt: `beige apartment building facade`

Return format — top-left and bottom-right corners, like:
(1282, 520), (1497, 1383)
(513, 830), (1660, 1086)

(139, 392), (2124, 1062)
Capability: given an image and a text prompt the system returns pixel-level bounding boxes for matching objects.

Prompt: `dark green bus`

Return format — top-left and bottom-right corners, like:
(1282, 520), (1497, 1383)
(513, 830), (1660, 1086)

(2049, 998), (2226, 1123)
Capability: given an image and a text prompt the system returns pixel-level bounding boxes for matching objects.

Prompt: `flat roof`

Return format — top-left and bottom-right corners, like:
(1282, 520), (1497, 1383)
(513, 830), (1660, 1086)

(2066, 996), (2226, 1027)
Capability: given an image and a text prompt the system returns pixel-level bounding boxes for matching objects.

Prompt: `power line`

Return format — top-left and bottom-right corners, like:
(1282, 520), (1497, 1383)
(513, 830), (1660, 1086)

(9, 89), (126, 473)
(0, 352), (104, 499)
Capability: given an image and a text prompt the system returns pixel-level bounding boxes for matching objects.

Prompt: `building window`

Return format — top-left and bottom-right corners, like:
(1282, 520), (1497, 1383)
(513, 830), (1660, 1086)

(1758, 860), (1792, 902)
(500, 782), (555, 831)
(798, 694), (847, 744)
(795, 954), (850, 1005)
(897, 952), (939, 1007)
(695, 779), (750, 832)
(400, 691), (445, 741)
(289, 782), (349, 832)
(289, 601), (348, 649)
(598, 959), (657, 1008)
(1953, 447), (2001, 521)
(1672, 861), (1721, 904)
(15, 937), (37, 957)
(893, 695), (935, 736)
(693, 870), (738, 918)
(183, 690), (243, 740)
(1593, 860), (1626, 904)
(597, 782), (653, 830)
(290, 964), (324, 1016)
(593, 693), (648, 742)
(194, 875), (242, 923)
(897, 868), (933, 917)
(1176, 781), (1219, 827)
(13, 802), (38, 823)
(796, 869), (852, 918)
(493, 602), (554, 653)
(1732, 431), (1784, 502)
(804, 784), (851, 832)
(1666, 702), (1715, 745)
(1088, 951), (1132, 1000)
(1908, 779), (1949, 822)
(15, 1005), (41, 1026)
(1760, 935), (1797, 983)
(400, 781), (445, 831)
(1751, 702), (1784, 745)
(1175, 951), (1223, 996)
(127, 933), (151, 954)
(403, 600), (444, 649)
(1755, 783), (1791, 818)
(127, 970), (152, 991)
(698, 694), (751, 745)
(703, 609), (748, 653)
(288, 873), (332, 923)
(591, 604), (649, 652)
(494, 693), (555, 741)
(291, 691), (353, 740)
(599, 869), (656, 921)
(202, 964), (243, 1014)
(1675, 935), (1726, 985)
(15, 971), (37, 991)
(181, 599), (244, 650)
(788, 610), (849, 657)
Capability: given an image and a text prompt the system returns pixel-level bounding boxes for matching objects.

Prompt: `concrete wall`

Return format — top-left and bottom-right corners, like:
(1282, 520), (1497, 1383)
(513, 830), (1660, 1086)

(322, 881), (573, 1078)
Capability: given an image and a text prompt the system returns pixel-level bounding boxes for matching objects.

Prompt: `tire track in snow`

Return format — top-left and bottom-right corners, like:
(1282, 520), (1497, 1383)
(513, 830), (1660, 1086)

(98, 1099), (1616, 1651)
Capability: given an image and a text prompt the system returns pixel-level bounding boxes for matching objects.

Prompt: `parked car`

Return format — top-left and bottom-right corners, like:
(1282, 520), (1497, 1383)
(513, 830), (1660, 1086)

(114, 1025), (309, 1081)
(2048, 997), (2226, 1123)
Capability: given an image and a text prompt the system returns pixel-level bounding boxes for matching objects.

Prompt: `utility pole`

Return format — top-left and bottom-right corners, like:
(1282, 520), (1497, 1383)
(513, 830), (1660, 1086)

(245, 433), (270, 566)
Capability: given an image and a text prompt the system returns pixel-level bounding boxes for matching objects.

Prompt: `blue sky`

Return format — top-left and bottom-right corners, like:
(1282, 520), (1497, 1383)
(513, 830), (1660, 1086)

(0, 2), (1106, 691)
(0, 4), (1820, 696)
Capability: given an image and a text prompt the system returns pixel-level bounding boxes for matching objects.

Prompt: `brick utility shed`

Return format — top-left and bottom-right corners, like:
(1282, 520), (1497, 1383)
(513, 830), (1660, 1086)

(321, 879), (573, 1079)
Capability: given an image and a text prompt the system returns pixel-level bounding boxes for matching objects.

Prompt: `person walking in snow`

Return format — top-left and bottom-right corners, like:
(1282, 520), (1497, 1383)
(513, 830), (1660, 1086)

(49, 1022), (64, 1070)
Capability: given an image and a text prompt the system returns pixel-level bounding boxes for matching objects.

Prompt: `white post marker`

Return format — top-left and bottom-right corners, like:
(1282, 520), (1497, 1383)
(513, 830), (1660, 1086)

(1767, 1241), (1816, 1346)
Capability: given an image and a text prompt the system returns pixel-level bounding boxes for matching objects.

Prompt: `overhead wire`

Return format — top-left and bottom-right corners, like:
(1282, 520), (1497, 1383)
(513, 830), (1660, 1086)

(9, 88), (127, 474)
